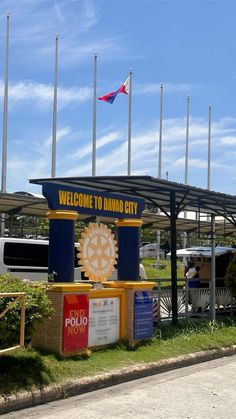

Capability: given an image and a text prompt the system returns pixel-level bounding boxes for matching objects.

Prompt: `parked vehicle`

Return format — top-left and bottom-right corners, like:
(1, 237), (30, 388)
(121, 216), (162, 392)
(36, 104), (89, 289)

(0, 238), (81, 281)
(139, 243), (165, 259)
(140, 241), (151, 248)
(170, 246), (236, 259)
(0, 237), (119, 282)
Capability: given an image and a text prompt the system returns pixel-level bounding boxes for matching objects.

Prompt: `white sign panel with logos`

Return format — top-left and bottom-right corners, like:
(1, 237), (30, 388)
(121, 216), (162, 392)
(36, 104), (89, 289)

(88, 297), (120, 347)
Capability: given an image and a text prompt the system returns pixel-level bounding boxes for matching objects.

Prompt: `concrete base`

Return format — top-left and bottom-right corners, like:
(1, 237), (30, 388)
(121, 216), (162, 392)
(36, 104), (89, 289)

(32, 284), (92, 357)
(32, 281), (155, 356)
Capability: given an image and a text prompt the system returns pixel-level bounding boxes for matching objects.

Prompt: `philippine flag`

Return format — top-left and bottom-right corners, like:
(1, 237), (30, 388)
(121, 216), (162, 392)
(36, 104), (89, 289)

(98, 76), (130, 104)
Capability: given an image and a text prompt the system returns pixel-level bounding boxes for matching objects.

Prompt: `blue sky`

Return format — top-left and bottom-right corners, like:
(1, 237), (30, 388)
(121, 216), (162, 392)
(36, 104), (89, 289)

(0, 0), (236, 195)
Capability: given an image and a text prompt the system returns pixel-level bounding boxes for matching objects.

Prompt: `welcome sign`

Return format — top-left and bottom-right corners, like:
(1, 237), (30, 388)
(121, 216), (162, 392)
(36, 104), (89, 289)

(43, 182), (145, 218)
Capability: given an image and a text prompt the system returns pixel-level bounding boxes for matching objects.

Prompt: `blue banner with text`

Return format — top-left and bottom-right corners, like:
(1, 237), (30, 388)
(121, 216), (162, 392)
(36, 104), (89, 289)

(134, 291), (153, 340)
(43, 182), (145, 219)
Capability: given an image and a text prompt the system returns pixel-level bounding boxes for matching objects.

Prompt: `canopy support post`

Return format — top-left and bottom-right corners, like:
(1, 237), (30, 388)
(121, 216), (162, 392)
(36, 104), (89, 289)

(210, 214), (216, 321)
(170, 190), (178, 324)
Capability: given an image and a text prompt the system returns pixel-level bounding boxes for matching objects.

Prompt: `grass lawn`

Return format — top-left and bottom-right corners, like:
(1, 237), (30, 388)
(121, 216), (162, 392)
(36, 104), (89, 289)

(1, 319), (236, 396)
(142, 257), (184, 283)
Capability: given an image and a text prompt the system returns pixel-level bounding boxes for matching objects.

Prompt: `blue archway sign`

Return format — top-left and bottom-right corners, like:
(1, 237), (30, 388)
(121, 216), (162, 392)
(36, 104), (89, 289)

(36, 181), (146, 282)
(43, 182), (145, 219)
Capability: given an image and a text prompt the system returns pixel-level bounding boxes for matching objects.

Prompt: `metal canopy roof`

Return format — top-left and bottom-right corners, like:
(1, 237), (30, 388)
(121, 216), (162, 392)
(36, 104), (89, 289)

(0, 188), (235, 235)
(0, 192), (48, 217)
(30, 175), (236, 226)
(141, 212), (236, 236)
(0, 175), (233, 236)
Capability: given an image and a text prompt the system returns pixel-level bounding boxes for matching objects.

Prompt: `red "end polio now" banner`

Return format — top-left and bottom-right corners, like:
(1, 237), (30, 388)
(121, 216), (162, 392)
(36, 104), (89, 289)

(63, 294), (89, 352)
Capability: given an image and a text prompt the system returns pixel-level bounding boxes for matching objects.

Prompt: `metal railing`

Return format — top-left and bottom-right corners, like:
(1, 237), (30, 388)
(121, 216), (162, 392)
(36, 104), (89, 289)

(0, 292), (25, 355)
(152, 278), (235, 322)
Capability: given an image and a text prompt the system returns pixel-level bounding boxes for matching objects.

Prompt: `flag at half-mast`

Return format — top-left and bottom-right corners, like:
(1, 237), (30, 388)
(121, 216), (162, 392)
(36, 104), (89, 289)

(98, 76), (130, 104)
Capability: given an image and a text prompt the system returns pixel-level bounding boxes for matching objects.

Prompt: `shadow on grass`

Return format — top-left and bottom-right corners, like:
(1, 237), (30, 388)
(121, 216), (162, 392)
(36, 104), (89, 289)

(0, 349), (55, 395)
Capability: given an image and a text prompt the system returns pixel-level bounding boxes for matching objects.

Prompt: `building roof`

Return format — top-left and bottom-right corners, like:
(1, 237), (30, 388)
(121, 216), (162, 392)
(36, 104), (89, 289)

(0, 192), (48, 217)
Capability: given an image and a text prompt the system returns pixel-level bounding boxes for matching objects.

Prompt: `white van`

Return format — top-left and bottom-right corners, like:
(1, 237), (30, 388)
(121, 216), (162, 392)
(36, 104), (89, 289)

(0, 237), (82, 281)
(0, 237), (118, 282)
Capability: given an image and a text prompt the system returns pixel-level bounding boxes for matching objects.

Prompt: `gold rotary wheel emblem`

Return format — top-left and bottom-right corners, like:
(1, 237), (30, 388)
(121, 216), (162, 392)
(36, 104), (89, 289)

(77, 223), (118, 281)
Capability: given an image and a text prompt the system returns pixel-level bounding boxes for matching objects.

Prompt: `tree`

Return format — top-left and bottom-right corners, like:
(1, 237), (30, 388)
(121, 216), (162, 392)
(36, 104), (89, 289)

(224, 252), (236, 297)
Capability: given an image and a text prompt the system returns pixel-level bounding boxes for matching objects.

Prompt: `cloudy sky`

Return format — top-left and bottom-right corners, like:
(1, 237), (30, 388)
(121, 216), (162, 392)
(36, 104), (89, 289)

(0, 0), (236, 195)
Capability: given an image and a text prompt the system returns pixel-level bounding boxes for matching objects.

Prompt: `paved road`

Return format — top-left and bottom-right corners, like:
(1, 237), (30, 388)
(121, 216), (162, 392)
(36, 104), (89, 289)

(4, 355), (236, 419)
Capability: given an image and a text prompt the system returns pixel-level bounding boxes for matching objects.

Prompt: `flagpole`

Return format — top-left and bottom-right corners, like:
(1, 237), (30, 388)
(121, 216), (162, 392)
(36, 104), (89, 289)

(207, 104), (211, 190)
(92, 52), (97, 176)
(158, 83), (163, 178)
(1, 12), (10, 194)
(156, 83), (163, 265)
(183, 96), (190, 250)
(51, 33), (58, 178)
(127, 69), (132, 175)
(184, 96), (190, 185)
(1, 12), (10, 237)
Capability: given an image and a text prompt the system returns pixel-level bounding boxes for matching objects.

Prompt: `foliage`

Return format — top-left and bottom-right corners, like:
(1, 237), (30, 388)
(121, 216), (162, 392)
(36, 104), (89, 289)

(0, 275), (53, 348)
(224, 252), (236, 297)
(75, 220), (86, 241)
(4, 215), (49, 239)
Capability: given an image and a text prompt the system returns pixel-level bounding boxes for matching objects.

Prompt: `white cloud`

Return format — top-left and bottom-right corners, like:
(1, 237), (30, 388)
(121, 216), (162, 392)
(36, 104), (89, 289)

(6, 114), (236, 193)
(213, 117), (236, 129)
(4, 0), (122, 65)
(0, 1), (123, 70)
(49, 37), (124, 66)
(1, 0), (99, 40)
(7, 125), (72, 191)
(135, 82), (193, 95)
(173, 157), (206, 169)
(43, 126), (71, 150)
(54, 2), (66, 23)
(67, 130), (123, 161)
(0, 80), (92, 108)
(62, 136), (129, 177)
(8, 156), (50, 192)
(220, 136), (236, 145)
(82, 0), (99, 30)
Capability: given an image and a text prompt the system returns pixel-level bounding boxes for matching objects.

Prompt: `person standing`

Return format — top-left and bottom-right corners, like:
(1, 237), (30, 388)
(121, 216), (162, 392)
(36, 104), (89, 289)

(163, 240), (170, 259)
(185, 255), (204, 288)
(139, 258), (147, 279)
(185, 255), (205, 312)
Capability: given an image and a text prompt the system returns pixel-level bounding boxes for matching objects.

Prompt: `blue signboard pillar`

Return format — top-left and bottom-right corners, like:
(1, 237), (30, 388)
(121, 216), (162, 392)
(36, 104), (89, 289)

(47, 210), (78, 282)
(115, 219), (143, 281)
(134, 291), (153, 339)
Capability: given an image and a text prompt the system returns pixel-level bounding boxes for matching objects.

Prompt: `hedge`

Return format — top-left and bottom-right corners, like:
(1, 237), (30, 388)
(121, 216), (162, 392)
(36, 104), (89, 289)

(0, 275), (53, 349)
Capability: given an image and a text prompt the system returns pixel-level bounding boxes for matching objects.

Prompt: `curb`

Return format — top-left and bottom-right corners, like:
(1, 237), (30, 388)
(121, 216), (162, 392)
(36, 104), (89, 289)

(1, 345), (236, 415)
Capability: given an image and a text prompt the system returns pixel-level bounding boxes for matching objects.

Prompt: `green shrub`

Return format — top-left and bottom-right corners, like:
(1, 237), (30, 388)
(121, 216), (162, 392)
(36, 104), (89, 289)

(224, 252), (236, 298)
(0, 275), (53, 348)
